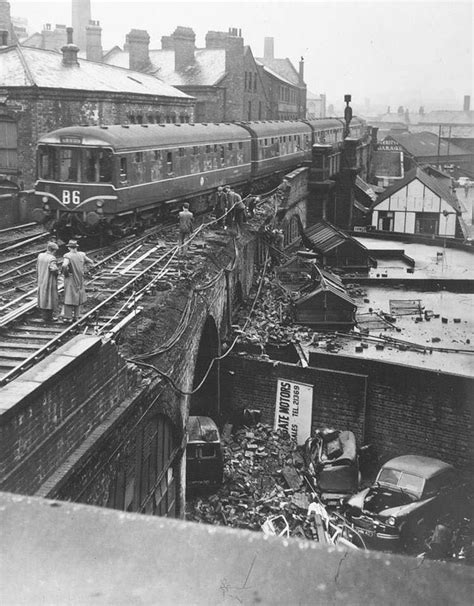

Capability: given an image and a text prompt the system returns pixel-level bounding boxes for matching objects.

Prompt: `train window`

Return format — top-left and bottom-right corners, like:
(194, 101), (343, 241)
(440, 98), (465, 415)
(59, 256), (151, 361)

(136, 115), (143, 124)
(58, 147), (82, 182)
(166, 151), (173, 173)
(134, 152), (144, 163)
(238, 142), (243, 149)
(228, 143), (233, 151)
(264, 139), (268, 146)
(120, 157), (128, 183)
(178, 147), (185, 157)
(155, 114), (161, 123)
(213, 144), (218, 153)
(84, 148), (113, 183)
(219, 145), (225, 166)
(154, 150), (161, 161)
(192, 146), (199, 155)
(147, 115), (154, 124)
(205, 145), (211, 154)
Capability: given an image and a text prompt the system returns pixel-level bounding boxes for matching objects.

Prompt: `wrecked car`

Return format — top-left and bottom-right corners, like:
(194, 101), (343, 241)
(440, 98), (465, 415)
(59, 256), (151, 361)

(346, 455), (464, 552)
(305, 429), (360, 505)
(186, 416), (224, 487)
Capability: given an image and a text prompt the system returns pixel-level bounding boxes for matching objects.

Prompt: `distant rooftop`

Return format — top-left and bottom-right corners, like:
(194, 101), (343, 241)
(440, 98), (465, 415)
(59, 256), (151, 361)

(384, 131), (469, 158)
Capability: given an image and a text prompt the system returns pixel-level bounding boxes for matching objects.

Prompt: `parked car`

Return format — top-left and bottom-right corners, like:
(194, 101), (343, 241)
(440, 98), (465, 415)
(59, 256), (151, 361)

(346, 455), (464, 552)
(305, 429), (360, 506)
(186, 416), (223, 487)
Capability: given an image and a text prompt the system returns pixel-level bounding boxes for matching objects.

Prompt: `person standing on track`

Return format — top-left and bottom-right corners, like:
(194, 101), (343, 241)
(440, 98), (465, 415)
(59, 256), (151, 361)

(61, 239), (94, 323)
(36, 241), (59, 322)
(214, 186), (228, 229)
(178, 202), (194, 252)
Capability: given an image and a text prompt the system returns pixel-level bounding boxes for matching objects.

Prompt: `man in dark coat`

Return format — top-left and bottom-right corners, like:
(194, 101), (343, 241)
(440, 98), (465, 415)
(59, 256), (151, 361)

(214, 186), (228, 228)
(37, 241), (59, 321)
(178, 202), (194, 251)
(61, 240), (94, 322)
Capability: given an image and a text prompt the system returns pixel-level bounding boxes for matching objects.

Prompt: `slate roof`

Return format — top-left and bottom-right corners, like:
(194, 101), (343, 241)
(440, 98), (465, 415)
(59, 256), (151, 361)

(373, 150), (404, 177)
(374, 167), (462, 213)
(255, 56), (300, 86)
(384, 131), (468, 158)
(303, 220), (368, 254)
(104, 47), (226, 87)
(0, 45), (192, 98)
(296, 267), (356, 308)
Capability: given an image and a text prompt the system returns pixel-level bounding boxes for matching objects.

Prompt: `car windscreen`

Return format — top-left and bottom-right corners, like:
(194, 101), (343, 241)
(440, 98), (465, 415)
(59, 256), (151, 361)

(377, 467), (424, 497)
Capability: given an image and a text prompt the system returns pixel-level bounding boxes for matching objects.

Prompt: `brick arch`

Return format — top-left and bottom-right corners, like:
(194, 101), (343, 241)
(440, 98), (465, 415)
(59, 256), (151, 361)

(189, 314), (220, 418)
(282, 209), (303, 247)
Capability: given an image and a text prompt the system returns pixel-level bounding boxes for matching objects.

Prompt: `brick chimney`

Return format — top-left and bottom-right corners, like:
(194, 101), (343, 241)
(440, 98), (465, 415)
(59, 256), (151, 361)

(0, 0), (13, 46)
(264, 37), (274, 60)
(61, 27), (79, 66)
(463, 95), (471, 111)
(53, 24), (67, 50)
(299, 56), (304, 85)
(161, 35), (174, 50)
(172, 26), (195, 72)
(86, 19), (102, 62)
(127, 29), (150, 72)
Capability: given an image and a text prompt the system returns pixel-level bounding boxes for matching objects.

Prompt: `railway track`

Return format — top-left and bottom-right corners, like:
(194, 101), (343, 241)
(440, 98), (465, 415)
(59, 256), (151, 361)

(0, 220), (217, 386)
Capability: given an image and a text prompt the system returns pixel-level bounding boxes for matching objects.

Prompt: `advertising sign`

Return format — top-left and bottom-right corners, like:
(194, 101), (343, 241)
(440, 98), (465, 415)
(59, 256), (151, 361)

(274, 379), (313, 445)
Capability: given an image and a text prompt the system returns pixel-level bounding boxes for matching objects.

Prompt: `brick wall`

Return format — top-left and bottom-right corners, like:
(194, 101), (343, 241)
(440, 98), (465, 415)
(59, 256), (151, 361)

(221, 356), (367, 442)
(309, 351), (473, 471)
(0, 336), (129, 494)
(222, 352), (473, 472)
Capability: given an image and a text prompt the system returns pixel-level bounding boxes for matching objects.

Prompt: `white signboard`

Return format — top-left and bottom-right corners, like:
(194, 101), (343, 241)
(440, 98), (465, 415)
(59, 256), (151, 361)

(274, 379), (313, 445)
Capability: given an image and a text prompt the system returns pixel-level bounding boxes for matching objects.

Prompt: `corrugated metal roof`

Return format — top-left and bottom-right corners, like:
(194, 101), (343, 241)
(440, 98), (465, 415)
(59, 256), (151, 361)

(0, 45), (192, 99)
(104, 47), (227, 87)
(374, 166), (462, 213)
(384, 131), (468, 158)
(303, 221), (347, 253)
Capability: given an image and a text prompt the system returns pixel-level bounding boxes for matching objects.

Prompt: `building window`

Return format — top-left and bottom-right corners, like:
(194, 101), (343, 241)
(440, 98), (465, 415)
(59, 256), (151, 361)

(254, 73), (257, 91)
(248, 72), (252, 91)
(244, 71), (248, 91)
(248, 101), (251, 120)
(258, 101), (262, 120)
(0, 118), (17, 172)
(136, 115), (143, 124)
(166, 151), (173, 174)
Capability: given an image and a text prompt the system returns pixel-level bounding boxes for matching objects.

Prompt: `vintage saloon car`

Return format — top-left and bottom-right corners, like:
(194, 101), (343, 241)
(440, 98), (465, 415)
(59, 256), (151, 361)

(346, 455), (463, 551)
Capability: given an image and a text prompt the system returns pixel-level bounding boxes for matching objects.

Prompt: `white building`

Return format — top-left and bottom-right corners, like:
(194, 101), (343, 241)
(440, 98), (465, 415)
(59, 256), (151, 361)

(371, 167), (465, 238)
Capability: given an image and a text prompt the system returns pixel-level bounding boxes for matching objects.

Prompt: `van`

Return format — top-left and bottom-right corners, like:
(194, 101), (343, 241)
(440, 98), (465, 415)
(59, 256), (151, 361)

(186, 416), (224, 486)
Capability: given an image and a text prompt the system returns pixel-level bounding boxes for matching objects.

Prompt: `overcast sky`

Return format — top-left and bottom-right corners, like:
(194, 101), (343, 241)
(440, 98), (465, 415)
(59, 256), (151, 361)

(10, 0), (473, 114)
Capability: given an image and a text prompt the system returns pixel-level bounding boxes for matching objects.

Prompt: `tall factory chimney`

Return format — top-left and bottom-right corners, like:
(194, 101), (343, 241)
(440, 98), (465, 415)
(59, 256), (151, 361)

(71, 0), (91, 52)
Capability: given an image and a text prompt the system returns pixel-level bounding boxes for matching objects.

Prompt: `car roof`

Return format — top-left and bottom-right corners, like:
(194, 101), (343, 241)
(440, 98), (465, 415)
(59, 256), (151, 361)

(382, 455), (454, 479)
(186, 416), (220, 443)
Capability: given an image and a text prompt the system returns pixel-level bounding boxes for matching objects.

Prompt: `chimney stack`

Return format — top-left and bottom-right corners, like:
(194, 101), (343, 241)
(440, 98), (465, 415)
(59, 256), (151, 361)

(127, 29), (150, 72)
(61, 27), (80, 66)
(463, 95), (471, 111)
(86, 19), (102, 62)
(264, 37), (274, 60)
(0, 0), (13, 46)
(299, 56), (304, 85)
(172, 26), (195, 72)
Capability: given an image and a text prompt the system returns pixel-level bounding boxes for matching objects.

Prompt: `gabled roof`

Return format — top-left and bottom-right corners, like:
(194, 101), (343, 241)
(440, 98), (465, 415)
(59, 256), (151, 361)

(374, 167), (462, 213)
(104, 47), (227, 87)
(295, 269), (356, 308)
(373, 150), (404, 178)
(0, 45), (193, 99)
(303, 220), (368, 254)
(384, 131), (468, 158)
(255, 56), (300, 87)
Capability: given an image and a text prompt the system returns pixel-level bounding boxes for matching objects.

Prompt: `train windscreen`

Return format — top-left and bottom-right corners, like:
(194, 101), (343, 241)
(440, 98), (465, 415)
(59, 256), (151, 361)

(38, 145), (113, 183)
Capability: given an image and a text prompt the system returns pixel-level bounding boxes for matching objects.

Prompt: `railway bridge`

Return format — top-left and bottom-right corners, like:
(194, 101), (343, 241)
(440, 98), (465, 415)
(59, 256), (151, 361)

(0, 221), (261, 516)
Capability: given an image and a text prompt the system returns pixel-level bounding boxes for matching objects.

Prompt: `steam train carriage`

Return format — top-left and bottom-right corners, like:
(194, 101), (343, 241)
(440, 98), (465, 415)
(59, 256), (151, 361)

(32, 117), (360, 239)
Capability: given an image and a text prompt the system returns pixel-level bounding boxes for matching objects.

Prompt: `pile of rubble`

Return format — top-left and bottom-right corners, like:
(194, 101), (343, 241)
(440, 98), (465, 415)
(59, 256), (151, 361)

(186, 424), (324, 541)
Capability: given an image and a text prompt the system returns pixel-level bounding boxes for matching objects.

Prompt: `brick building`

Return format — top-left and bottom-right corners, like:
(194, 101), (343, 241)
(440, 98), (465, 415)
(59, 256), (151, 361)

(0, 31), (194, 190)
(256, 37), (306, 120)
(104, 26), (270, 122)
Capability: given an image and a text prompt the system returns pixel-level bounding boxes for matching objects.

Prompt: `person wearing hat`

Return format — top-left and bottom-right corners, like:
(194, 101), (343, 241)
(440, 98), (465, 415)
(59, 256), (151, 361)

(36, 241), (59, 322)
(61, 240), (94, 322)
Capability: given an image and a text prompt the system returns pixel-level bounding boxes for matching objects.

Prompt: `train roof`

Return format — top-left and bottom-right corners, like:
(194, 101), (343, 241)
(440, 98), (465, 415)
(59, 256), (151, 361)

(304, 118), (345, 131)
(37, 123), (252, 151)
(239, 120), (312, 137)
